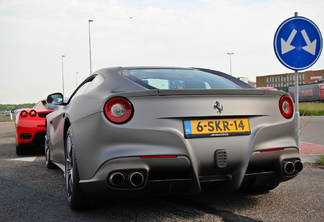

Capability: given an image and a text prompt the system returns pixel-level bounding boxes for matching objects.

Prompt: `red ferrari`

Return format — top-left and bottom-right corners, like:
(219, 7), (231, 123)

(15, 99), (55, 155)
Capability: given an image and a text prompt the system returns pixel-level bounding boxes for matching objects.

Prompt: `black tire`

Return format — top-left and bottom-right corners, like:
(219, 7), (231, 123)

(65, 126), (95, 210)
(16, 145), (25, 156)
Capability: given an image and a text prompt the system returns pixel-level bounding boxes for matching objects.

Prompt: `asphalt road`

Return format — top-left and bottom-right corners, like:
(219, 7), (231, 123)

(1, 121), (324, 222)
(300, 116), (324, 146)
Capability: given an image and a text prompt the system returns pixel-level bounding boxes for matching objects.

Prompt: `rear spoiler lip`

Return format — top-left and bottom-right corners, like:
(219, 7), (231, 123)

(111, 89), (288, 97)
(158, 89), (285, 96)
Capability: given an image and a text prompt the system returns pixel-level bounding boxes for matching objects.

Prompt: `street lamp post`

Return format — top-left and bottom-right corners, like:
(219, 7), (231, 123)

(227, 53), (234, 76)
(88, 19), (93, 75)
(61, 55), (65, 96)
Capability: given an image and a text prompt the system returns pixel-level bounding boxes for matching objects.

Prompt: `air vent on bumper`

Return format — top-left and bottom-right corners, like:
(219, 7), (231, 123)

(215, 149), (227, 168)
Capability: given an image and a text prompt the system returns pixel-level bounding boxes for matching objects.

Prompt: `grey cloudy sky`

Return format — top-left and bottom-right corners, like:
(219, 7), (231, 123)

(0, 0), (323, 104)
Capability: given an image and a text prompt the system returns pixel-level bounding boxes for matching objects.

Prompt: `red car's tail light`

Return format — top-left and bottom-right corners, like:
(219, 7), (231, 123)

(20, 110), (28, 117)
(279, 95), (294, 119)
(29, 110), (37, 117)
(104, 97), (133, 124)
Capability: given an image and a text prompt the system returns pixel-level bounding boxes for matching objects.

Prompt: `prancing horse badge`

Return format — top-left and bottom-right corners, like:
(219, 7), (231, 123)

(214, 101), (223, 114)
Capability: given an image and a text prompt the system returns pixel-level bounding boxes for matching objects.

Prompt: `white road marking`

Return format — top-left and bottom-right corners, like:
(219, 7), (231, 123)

(11, 157), (37, 162)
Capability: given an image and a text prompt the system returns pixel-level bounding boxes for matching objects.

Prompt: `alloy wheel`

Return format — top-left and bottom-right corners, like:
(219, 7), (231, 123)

(65, 135), (73, 201)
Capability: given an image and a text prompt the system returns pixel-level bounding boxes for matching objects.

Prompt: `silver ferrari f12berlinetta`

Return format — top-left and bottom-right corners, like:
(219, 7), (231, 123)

(45, 67), (302, 210)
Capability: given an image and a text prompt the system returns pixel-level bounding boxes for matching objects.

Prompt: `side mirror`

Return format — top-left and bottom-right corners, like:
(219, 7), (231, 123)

(47, 93), (64, 105)
(11, 108), (19, 114)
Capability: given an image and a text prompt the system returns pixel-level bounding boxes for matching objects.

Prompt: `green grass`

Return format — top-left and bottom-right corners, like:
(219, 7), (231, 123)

(299, 102), (324, 116)
(0, 113), (13, 122)
(315, 155), (324, 164)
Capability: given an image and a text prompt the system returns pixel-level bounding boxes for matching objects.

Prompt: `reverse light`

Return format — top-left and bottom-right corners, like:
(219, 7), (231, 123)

(279, 95), (294, 119)
(104, 97), (133, 124)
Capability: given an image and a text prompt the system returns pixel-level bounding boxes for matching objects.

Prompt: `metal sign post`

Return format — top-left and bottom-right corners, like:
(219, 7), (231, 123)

(294, 70), (299, 148)
(274, 12), (322, 150)
(294, 14), (299, 135)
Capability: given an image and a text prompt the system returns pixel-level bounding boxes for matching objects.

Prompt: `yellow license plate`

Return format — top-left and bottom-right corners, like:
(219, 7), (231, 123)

(184, 118), (250, 138)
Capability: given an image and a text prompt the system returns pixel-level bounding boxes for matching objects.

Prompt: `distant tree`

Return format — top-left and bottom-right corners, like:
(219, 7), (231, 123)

(0, 103), (36, 111)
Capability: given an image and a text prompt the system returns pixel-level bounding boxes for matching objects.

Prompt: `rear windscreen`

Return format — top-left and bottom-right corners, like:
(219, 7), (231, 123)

(122, 69), (241, 90)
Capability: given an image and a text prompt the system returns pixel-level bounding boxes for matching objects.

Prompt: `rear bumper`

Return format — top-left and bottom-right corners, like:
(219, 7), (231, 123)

(78, 147), (301, 198)
(16, 131), (46, 149)
(79, 156), (195, 198)
(241, 147), (302, 188)
(70, 109), (301, 198)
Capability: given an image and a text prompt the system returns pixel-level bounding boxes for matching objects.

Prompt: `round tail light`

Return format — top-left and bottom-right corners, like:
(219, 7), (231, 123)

(104, 97), (133, 124)
(20, 110), (28, 117)
(29, 110), (37, 117)
(279, 95), (294, 119)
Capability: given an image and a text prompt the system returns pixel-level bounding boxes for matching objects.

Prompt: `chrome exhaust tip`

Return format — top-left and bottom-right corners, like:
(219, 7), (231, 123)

(129, 172), (144, 187)
(294, 160), (303, 173)
(283, 161), (295, 175)
(108, 172), (125, 187)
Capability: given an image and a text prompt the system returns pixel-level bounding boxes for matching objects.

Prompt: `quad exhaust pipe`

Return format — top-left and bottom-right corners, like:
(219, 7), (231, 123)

(108, 171), (145, 188)
(283, 161), (295, 174)
(129, 172), (145, 187)
(20, 133), (32, 140)
(294, 160), (303, 173)
(109, 172), (125, 187)
(283, 160), (303, 175)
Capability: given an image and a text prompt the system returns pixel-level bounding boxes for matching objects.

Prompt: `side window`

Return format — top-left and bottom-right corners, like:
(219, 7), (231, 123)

(71, 81), (92, 100)
(83, 74), (105, 93)
(69, 75), (104, 103)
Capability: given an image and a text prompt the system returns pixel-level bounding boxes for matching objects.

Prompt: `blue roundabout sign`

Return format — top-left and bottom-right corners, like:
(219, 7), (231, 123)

(274, 16), (322, 70)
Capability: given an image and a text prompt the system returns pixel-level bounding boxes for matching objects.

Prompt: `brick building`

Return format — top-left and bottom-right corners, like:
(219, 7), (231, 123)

(256, 69), (324, 88)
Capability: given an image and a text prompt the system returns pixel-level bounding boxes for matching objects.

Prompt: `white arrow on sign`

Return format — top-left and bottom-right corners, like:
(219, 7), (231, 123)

(301, 29), (317, 55)
(281, 29), (297, 54)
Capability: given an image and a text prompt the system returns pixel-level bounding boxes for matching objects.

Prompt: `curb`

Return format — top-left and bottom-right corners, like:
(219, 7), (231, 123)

(300, 142), (324, 163)
(300, 154), (323, 163)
